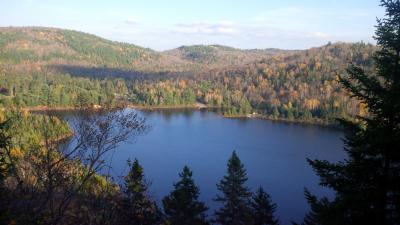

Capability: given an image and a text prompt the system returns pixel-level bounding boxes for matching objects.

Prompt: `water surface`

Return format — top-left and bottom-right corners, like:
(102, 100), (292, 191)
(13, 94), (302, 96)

(91, 109), (344, 224)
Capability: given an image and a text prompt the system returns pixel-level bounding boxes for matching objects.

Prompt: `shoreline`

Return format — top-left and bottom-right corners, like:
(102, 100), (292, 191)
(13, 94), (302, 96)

(44, 131), (74, 145)
(22, 106), (77, 111)
(2, 105), (337, 127)
(10, 103), (208, 111)
(223, 114), (339, 128)
(127, 104), (207, 110)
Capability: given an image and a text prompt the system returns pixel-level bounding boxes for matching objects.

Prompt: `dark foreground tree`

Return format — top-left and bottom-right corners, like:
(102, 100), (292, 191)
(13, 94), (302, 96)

(303, 1), (400, 225)
(162, 166), (209, 225)
(214, 151), (252, 225)
(298, 189), (343, 225)
(0, 121), (10, 223)
(251, 187), (279, 225)
(120, 158), (162, 225)
(2, 106), (148, 225)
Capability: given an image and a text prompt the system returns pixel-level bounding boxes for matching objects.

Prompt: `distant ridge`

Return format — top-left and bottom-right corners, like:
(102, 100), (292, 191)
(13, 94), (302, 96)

(0, 26), (375, 75)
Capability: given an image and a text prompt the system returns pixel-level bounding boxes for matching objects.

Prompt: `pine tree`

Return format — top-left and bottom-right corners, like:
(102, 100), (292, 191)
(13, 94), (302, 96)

(299, 189), (344, 225)
(0, 121), (10, 224)
(304, 1), (400, 224)
(214, 151), (252, 225)
(251, 187), (279, 225)
(121, 158), (162, 225)
(162, 166), (209, 225)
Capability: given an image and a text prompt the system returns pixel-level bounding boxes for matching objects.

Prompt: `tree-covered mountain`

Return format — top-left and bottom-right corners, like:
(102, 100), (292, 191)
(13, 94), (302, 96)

(0, 27), (154, 65)
(0, 27), (292, 73)
(0, 27), (377, 124)
(163, 44), (291, 69)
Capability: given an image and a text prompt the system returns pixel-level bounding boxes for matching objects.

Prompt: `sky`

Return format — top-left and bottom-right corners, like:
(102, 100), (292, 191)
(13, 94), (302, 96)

(0, 0), (385, 51)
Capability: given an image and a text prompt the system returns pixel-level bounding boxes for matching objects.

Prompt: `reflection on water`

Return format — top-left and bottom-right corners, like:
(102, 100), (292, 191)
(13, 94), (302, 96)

(59, 108), (343, 225)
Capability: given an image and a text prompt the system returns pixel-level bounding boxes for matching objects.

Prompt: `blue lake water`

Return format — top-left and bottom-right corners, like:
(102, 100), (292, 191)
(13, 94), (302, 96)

(68, 108), (344, 224)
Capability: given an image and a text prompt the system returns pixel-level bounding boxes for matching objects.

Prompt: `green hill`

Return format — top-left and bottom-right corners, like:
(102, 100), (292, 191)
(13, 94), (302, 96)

(163, 44), (290, 68)
(0, 27), (374, 75)
(0, 27), (158, 67)
(0, 27), (295, 73)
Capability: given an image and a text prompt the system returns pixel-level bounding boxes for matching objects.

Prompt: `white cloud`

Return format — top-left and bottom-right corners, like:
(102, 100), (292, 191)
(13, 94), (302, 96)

(124, 18), (139, 25)
(67, 7), (377, 51)
(312, 32), (330, 39)
(174, 21), (239, 36)
(172, 21), (333, 42)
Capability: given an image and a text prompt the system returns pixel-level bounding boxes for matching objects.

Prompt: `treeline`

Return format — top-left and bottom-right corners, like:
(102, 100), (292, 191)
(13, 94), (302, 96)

(0, 72), (124, 107)
(133, 42), (375, 122)
(0, 42), (376, 124)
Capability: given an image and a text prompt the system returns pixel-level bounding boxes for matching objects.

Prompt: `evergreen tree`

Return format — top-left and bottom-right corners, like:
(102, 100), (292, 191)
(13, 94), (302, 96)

(272, 106), (280, 119)
(251, 187), (279, 225)
(162, 166), (209, 225)
(214, 151), (252, 225)
(0, 121), (10, 224)
(121, 158), (162, 225)
(304, 1), (400, 224)
(299, 189), (344, 225)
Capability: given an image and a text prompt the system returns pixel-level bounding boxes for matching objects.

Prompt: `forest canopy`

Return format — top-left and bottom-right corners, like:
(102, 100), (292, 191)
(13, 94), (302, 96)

(0, 27), (377, 124)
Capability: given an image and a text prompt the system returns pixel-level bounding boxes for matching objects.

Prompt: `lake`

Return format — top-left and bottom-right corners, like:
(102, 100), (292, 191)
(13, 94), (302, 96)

(70, 108), (344, 224)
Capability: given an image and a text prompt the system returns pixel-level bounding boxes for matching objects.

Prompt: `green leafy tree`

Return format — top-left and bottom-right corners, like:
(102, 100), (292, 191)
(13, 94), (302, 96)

(182, 89), (196, 104)
(272, 106), (280, 119)
(162, 166), (209, 225)
(304, 1), (400, 224)
(214, 151), (252, 225)
(251, 187), (279, 225)
(121, 158), (162, 225)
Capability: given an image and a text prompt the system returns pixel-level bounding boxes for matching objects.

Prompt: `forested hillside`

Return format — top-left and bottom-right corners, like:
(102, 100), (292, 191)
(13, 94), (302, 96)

(164, 44), (291, 69)
(0, 27), (279, 73)
(0, 27), (153, 65)
(0, 27), (377, 124)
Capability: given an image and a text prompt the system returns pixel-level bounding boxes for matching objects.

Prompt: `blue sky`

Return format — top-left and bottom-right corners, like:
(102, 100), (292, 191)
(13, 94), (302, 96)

(0, 0), (385, 51)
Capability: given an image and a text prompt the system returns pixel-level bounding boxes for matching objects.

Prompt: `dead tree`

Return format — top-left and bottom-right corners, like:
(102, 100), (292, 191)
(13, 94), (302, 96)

(3, 106), (148, 225)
